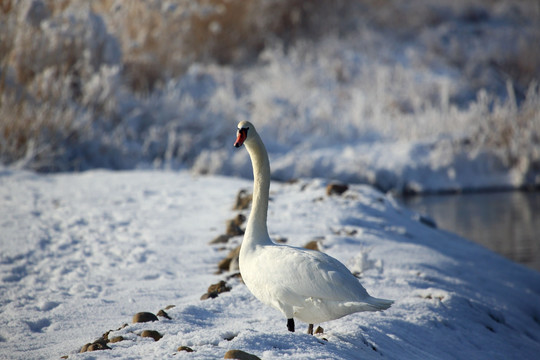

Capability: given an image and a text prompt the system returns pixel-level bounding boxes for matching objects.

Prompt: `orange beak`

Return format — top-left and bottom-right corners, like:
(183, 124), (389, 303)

(234, 128), (248, 148)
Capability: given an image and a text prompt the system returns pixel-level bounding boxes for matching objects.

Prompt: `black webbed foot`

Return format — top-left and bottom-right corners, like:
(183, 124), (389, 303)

(287, 318), (295, 332)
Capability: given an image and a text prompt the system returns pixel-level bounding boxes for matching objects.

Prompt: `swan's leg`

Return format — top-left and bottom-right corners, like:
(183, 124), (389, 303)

(307, 324), (314, 335)
(287, 318), (295, 332)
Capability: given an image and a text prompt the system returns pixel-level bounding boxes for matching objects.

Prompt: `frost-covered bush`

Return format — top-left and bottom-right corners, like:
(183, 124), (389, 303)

(0, 0), (539, 192)
(1, 2), (123, 170)
(470, 82), (540, 185)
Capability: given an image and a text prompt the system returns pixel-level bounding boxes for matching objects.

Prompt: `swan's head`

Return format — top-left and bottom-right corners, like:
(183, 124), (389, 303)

(234, 120), (254, 148)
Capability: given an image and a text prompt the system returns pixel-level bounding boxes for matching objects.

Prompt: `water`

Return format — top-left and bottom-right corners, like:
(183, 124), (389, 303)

(400, 191), (540, 272)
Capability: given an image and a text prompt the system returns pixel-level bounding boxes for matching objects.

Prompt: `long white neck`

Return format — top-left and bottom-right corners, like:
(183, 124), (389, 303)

(243, 132), (272, 247)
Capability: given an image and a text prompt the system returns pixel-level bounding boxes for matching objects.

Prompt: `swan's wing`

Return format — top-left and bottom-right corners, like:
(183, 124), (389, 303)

(252, 245), (370, 305)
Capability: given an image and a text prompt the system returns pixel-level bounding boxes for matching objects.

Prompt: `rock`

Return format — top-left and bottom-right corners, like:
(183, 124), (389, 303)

(418, 214), (437, 228)
(80, 338), (111, 353)
(226, 219), (244, 236)
(226, 272), (242, 281)
(217, 245), (241, 273)
(201, 280), (231, 300)
(109, 336), (124, 343)
(224, 349), (261, 360)
(303, 240), (320, 251)
(233, 189), (252, 210)
(210, 234), (231, 244)
(326, 183), (349, 196)
(156, 309), (172, 319)
(333, 228), (357, 236)
(178, 346), (194, 352)
(87, 342), (111, 351)
(132, 312), (159, 323)
(217, 257), (233, 273)
(200, 292), (217, 300)
(208, 280), (231, 294)
(315, 326), (324, 334)
(231, 214), (246, 226)
(140, 330), (162, 341)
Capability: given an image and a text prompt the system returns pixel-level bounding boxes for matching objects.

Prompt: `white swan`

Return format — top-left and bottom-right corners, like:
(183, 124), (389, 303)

(234, 120), (393, 334)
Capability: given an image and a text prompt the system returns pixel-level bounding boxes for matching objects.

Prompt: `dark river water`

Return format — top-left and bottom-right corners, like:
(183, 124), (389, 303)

(400, 191), (540, 272)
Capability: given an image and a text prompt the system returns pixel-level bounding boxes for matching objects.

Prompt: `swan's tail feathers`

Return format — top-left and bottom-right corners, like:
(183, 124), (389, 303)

(367, 297), (394, 311)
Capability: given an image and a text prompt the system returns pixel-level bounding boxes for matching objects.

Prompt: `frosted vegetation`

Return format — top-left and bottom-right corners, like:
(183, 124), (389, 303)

(1, 0), (539, 193)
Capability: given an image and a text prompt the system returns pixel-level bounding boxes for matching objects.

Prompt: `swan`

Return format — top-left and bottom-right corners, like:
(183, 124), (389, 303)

(233, 120), (393, 334)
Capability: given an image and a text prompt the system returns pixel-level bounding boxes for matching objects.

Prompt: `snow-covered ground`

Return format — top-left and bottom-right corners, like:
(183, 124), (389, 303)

(1, 169), (539, 359)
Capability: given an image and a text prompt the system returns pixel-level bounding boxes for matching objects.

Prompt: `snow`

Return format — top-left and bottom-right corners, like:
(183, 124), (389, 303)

(1, 169), (539, 359)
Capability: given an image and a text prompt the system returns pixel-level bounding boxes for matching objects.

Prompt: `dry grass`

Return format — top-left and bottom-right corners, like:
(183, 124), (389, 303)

(466, 82), (540, 176)
(0, 94), (83, 171)
(89, 0), (320, 92)
(0, 0), (539, 177)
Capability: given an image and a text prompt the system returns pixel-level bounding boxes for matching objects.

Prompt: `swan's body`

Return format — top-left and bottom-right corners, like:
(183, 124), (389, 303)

(234, 121), (393, 333)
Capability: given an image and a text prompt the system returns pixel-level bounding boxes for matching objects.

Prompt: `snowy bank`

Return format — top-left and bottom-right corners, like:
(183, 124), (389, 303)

(1, 169), (539, 359)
